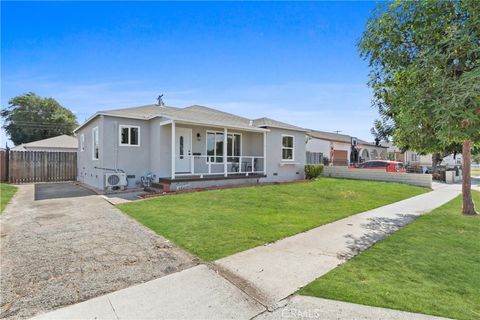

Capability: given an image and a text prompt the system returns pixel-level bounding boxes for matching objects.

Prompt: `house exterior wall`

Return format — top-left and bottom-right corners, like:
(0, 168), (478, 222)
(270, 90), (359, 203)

(262, 127), (305, 182)
(77, 116), (104, 189)
(101, 116), (151, 188)
(77, 116), (307, 190)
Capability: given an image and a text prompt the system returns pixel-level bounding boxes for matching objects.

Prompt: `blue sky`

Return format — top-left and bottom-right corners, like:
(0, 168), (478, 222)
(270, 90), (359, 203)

(1, 1), (379, 146)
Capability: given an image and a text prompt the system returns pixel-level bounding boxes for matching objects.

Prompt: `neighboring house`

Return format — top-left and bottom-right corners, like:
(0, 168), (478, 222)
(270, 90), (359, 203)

(74, 104), (307, 191)
(385, 142), (462, 167)
(11, 135), (78, 152)
(306, 130), (387, 166)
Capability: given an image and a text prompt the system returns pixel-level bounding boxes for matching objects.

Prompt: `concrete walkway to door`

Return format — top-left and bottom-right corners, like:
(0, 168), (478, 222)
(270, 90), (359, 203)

(0, 183), (198, 320)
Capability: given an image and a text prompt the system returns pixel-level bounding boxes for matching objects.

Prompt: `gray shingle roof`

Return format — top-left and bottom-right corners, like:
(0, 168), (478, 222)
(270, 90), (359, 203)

(253, 117), (308, 132)
(78, 104), (307, 132)
(13, 135), (78, 150)
(307, 130), (387, 148)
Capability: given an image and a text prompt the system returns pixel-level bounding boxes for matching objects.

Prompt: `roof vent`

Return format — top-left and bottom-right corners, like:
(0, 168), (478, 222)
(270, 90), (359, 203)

(156, 94), (165, 107)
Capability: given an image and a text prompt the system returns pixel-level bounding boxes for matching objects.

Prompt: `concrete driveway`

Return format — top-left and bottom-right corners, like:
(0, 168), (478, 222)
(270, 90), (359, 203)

(0, 183), (198, 320)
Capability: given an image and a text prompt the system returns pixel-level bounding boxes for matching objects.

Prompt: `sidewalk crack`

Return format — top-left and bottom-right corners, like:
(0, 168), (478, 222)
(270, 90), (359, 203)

(107, 296), (119, 320)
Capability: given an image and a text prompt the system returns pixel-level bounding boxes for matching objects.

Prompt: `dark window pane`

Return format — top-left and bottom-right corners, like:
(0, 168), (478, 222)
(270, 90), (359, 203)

(207, 132), (215, 161)
(121, 127), (129, 144)
(283, 136), (293, 148)
(130, 127), (138, 145)
(216, 133), (224, 163)
(234, 134), (241, 156)
(282, 149), (293, 160)
(179, 136), (184, 159)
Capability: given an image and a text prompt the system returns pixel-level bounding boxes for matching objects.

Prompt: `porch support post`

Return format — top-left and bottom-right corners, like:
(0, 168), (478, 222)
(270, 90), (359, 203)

(224, 127), (228, 177)
(171, 121), (176, 179)
(263, 131), (267, 175)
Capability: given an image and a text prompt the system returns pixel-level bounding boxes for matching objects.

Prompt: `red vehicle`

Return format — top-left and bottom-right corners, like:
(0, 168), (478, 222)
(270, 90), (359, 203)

(352, 160), (405, 173)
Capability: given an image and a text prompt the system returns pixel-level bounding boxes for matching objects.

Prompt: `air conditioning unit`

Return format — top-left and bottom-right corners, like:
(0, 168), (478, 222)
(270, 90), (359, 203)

(105, 172), (127, 190)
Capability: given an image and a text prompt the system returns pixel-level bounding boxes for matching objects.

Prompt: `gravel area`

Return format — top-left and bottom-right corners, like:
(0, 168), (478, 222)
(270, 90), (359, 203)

(0, 183), (198, 320)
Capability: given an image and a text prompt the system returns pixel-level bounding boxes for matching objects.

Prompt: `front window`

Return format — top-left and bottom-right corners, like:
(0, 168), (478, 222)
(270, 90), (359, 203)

(207, 131), (241, 163)
(92, 127), (99, 160)
(119, 125), (140, 146)
(282, 135), (294, 160)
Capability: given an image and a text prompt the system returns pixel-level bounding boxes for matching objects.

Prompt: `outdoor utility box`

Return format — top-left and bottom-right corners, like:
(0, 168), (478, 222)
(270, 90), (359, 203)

(445, 169), (462, 184)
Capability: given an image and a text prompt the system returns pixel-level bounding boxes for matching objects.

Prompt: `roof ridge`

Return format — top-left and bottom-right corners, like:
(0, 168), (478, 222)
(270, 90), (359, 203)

(186, 105), (252, 121)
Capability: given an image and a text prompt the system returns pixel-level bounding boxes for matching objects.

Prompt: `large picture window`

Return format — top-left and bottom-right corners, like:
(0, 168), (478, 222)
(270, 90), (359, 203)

(206, 131), (241, 163)
(119, 125), (140, 146)
(92, 127), (99, 160)
(281, 135), (294, 161)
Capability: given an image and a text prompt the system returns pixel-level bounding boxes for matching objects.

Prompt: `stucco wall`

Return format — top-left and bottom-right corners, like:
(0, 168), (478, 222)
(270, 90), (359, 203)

(101, 116), (151, 188)
(77, 116), (104, 189)
(322, 166), (432, 188)
(262, 128), (306, 182)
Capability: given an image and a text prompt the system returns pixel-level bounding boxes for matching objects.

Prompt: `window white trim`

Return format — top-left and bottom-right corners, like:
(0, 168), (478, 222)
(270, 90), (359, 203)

(80, 134), (85, 152)
(119, 125), (141, 147)
(92, 127), (99, 160)
(281, 134), (295, 161)
(205, 130), (242, 164)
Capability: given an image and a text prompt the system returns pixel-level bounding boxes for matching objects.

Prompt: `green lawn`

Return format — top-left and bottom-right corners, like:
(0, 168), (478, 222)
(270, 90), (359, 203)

(471, 168), (480, 177)
(300, 192), (480, 320)
(118, 178), (427, 261)
(1, 183), (17, 213)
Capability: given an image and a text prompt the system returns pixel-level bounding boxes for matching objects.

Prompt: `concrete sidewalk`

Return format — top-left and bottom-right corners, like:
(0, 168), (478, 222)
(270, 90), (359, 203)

(255, 296), (448, 320)
(216, 183), (462, 306)
(32, 265), (265, 320)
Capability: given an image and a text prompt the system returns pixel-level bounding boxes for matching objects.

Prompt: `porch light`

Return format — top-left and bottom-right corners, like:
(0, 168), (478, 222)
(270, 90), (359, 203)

(196, 133), (201, 141)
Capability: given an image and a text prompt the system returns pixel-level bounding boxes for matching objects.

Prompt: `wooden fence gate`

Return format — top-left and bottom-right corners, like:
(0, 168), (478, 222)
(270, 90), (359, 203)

(8, 151), (77, 184)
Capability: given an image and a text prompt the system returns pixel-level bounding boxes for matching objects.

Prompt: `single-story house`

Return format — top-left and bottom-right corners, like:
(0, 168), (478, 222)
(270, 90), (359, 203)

(385, 142), (462, 167)
(74, 104), (307, 191)
(11, 135), (78, 152)
(306, 130), (387, 166)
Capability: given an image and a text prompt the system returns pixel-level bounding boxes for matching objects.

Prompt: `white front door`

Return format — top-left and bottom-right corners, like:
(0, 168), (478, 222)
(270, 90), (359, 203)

(175, 127), (192, 173)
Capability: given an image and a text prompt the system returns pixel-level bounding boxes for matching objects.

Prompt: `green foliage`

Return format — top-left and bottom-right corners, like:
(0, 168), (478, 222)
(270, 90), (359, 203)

(359, 0), (480, 153)
(300, 192), (480, 320)
(1, 92), (78, 145)
(304, 164), (324, 179)
(1, 184), (17, 213)
(118, 178), (426, 261)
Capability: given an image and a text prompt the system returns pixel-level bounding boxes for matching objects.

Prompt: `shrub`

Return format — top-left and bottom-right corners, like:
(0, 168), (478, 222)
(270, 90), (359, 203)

(305, 164), (324, 179)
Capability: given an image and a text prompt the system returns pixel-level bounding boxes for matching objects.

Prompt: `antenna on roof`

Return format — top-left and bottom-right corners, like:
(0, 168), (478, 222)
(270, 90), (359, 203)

(334, 130), (342, 134)
(156, 94), (165, 107)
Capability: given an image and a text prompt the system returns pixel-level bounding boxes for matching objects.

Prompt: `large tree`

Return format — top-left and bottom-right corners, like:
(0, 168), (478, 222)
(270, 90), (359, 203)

(1, 92), (78, 146)
(359, 0), (479, 215)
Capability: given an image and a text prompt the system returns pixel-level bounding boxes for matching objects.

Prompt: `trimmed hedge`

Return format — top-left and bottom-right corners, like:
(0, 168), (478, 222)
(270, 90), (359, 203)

(305, 164), (324, 179)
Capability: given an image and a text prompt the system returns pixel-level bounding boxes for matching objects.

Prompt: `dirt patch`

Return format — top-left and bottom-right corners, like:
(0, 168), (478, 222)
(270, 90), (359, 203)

(0, 184), (199, 319)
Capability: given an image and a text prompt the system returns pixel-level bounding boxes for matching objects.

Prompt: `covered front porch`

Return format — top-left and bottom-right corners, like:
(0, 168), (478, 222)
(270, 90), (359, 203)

(160, 119), (268, 181)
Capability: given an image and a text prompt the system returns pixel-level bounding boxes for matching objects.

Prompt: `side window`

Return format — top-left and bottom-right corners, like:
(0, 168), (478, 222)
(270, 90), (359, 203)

(282, 135), (295, 160)
(119, 125), (140, 146)
(92, 127), (99, 160)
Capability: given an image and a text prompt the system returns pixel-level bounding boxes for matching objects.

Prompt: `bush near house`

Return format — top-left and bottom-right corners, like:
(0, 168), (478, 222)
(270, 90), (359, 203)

(305, 164), (324, 179)
(1, 184), (17, 213)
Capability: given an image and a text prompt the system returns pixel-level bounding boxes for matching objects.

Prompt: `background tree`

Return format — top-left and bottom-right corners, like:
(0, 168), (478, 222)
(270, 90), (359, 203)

(1, 92), (78, 146)
(359, 0), (479, 215)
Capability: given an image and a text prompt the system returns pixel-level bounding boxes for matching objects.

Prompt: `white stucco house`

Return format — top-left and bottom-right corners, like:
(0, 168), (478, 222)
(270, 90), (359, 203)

(12, 135), (78, 152)
(306, 130), (387, 166)
(74, 104), (307, 191)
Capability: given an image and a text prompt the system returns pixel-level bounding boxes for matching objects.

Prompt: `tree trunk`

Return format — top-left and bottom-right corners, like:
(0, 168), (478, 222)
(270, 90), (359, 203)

(462, 140), (478, 215)
(431, 153), (441, 174)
